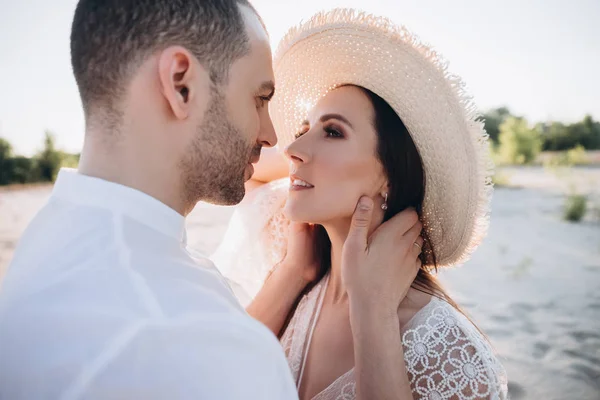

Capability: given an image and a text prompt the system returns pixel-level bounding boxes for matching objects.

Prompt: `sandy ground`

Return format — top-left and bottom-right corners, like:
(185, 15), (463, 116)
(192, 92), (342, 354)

(1, 167), (599, 400)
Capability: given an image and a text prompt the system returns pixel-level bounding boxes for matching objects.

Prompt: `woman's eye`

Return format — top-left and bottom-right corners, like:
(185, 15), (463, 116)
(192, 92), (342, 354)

(325, 127), (343, 138)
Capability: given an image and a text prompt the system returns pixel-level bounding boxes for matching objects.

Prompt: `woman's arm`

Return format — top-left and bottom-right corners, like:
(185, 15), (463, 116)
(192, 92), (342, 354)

(350, 304), (412, 399)
(246, 147), (289, 192)
(253, 147), (289, 183)
(246, 260), (310, 337)
(246, 222), (319, 336)
(342, 198), (424, 399)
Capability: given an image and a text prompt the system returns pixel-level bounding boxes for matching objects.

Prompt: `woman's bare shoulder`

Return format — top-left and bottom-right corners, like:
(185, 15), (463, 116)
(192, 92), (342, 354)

(397, 288), (434, 327)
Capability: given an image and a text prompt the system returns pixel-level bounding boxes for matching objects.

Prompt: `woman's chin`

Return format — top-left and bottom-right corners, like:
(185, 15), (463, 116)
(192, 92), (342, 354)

(283, 204), (321, 224)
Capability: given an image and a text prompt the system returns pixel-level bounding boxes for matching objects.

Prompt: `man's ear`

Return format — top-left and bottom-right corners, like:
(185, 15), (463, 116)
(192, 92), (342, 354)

(158, 46), (204, 120)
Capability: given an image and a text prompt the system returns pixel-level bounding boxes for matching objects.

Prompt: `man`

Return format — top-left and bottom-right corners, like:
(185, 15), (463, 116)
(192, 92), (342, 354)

(0, 1), (420, 398)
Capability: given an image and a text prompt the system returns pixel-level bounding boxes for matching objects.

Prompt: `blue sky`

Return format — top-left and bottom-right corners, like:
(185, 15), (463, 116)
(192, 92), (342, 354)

(0, 0), (599, 156)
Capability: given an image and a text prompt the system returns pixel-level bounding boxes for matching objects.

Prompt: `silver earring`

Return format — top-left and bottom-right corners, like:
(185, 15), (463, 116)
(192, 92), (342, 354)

(381, 193), (388, 211)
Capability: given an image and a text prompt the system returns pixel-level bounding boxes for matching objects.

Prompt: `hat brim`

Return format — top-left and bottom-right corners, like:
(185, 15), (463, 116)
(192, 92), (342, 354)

(270, 9), (493, 267)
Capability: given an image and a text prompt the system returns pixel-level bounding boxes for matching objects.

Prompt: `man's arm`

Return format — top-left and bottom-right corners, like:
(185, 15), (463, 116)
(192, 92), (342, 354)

(65, 316), (298, 399)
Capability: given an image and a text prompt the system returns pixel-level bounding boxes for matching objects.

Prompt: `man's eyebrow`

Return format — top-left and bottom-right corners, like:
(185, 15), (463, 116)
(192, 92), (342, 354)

(259, 81), (275, 100)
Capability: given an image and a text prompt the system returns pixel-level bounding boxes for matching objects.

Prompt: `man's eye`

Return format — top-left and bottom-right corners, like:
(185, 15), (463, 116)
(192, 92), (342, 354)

(256, 96), (270, 108)
(294, 130), (306, 139)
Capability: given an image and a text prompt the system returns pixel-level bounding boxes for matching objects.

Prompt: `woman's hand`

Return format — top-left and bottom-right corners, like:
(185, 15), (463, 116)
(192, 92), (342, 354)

(344, 197), (422, 399)
(342, 197), (423, 319)
(278, 221), (320, 285)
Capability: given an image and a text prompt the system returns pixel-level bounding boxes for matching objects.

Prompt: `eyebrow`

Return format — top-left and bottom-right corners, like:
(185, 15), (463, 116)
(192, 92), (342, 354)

(259, 81), (275, 101)
(301, 113), (354, 129)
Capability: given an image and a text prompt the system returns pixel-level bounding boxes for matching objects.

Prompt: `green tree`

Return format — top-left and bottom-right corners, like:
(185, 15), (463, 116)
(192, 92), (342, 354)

(497, 117), (542, 165)
(540, 115), (600, 151)
(60, 152), (81, 169)
(6, 156), (37, 183)
(0, 137), (11, 160)
(0, 137), (14, 184)
(35, 131), (63, 182)
(573, 115), (600, 150)
(539, 121), (569, 151)
(481, 107), (512, 143)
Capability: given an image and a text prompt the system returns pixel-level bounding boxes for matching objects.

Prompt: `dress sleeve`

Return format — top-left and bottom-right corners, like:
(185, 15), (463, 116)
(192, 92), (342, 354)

(401, 302), (508, 400)
(210, 179), (291, 307)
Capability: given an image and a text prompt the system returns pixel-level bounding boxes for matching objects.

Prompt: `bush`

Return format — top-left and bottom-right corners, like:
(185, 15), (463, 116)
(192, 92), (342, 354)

(496, 117), (542, 165)
(543, 145), (590, 169)
(0, 138), (13, 185)
(2, 156), (38, 184)
(0, 132), (79, 186)
(60, 152), (80, 169)
(540, 115), (600, 151)
(34, 131), (64, 182)
(492, 170), (512, 187)
(564, 194), (587, 222)
(482, 107), (511, 144)
(565, 145), (589, 165)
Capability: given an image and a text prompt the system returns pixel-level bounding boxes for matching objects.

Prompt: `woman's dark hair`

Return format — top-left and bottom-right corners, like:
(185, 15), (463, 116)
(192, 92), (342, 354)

(279, 85), (477, 336)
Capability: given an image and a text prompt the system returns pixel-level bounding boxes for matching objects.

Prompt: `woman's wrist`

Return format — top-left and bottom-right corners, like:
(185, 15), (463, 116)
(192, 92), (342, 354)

(349, 295), (399, 332)
(273, 259), (313, 290)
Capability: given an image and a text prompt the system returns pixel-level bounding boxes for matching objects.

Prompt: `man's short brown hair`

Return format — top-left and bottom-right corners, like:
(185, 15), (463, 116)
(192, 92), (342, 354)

(71, 0), (255, 113)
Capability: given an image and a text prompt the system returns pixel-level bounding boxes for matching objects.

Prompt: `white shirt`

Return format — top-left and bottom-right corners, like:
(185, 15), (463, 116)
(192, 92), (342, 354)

(0, 169), (298, 400)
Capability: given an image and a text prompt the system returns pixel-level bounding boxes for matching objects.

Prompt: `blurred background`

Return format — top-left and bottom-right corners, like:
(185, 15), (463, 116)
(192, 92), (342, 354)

(1, 0), (599, 399)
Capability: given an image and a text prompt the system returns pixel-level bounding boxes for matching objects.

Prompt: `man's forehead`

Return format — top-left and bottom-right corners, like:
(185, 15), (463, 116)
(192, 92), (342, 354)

(239, 4), (269, 43)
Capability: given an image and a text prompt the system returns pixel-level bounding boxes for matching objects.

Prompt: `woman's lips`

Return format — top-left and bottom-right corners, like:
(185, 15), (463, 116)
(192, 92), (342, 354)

(290, 175), (314, 191)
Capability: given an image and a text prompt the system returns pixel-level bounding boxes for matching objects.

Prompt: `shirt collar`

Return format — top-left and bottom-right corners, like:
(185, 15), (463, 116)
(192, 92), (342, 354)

(52, 168), (187, 243)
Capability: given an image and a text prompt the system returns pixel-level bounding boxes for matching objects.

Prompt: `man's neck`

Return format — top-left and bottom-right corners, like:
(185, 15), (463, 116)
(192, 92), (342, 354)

(78, 134), (188, 216)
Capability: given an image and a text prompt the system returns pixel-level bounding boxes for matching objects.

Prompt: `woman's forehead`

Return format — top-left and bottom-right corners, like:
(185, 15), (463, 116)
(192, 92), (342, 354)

(308, 86), (374, 123)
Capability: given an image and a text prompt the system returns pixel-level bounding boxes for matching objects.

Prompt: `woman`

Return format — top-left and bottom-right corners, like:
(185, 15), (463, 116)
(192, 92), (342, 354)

(213, 9), (507, 400)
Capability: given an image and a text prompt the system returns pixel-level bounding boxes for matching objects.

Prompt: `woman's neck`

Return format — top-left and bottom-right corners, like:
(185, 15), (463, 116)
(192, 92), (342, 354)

(323, 219), (351, 304)
(323, 215), (381, 304)
(321, 213), (434, 327)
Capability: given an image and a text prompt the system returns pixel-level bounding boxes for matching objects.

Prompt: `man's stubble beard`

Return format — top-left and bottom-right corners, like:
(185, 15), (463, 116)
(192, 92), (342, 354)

(180, 87), (258, 207)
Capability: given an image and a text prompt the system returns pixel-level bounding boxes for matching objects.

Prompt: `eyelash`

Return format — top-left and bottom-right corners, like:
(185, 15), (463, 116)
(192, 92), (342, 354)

(325, 126), (343, 138)
(294, 125), (344, 139)
(256, 96), (270, 108)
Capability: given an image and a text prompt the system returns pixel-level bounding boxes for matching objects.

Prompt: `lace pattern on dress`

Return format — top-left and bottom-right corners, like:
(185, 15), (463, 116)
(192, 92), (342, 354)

(401, 299), (508, 400)
(282, 294), (508, 400)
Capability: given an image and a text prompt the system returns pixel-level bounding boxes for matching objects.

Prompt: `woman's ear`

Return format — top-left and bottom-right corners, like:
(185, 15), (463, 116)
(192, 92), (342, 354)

(380, 182), (391, 198)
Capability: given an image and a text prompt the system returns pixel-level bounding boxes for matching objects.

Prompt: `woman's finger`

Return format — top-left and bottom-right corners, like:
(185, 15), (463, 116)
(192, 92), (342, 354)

(414, 258), (422, 275)
(374, 208), (419, 240)
(403, 219), (422, 243)
(411, 235), (424, 258)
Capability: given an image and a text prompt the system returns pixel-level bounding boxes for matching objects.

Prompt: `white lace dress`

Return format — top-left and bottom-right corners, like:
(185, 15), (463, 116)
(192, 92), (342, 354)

(281, 274), (508, 400)
(212, 179), (508, 400)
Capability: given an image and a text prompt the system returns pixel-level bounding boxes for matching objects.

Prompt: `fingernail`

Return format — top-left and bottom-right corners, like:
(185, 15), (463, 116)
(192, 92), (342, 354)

(359, 197), (373, 211)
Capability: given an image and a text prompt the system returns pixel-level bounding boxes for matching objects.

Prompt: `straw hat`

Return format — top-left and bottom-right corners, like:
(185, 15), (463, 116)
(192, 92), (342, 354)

(269, 9), (494, 267)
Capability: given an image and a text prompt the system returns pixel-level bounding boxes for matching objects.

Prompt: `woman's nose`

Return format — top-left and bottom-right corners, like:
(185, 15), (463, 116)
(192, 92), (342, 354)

(284, 137), (311, 164)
